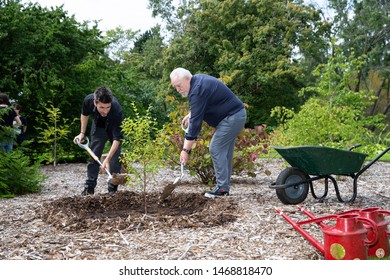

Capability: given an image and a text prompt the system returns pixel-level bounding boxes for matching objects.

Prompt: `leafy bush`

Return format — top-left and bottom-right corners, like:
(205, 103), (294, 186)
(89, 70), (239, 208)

(270, 99), (379, 149)
(35, 103), (76, 166)
(0, 149), (46, 198)
(0, 109), (45, 198)
(157, 104), (269, 185)
(270, 48), (387, 155)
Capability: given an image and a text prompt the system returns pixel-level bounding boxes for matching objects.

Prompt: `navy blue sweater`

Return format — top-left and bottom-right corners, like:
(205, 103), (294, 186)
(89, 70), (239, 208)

(186, 74), (244, 140)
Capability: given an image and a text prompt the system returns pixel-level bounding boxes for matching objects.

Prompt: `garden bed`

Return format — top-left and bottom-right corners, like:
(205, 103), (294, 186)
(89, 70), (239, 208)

(0, 159), (389, 260)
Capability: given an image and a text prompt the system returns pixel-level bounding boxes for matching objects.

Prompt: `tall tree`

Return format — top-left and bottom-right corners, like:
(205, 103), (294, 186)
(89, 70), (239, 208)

(102, 26), (169, 127)
(151, 0), (331, 127)
(0, 0), (109, 153)
(329, 0), (390, 119)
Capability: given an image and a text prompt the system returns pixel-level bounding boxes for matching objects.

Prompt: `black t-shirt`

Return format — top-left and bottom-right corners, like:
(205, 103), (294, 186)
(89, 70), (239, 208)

(81, 93), (124, 141)
(96, 115), (107, 128)
(0, 106), (17, 127)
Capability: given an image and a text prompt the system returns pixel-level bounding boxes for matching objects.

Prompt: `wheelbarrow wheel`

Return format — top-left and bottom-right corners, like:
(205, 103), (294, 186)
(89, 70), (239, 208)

(275, 167), (310, 204)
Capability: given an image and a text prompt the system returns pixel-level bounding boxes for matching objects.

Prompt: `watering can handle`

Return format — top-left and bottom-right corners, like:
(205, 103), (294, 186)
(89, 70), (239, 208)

(296, 214), (339, 226)
(358, 217), (379, 246)
(378, 210), (390, 236)
(337, 209), (360, 215)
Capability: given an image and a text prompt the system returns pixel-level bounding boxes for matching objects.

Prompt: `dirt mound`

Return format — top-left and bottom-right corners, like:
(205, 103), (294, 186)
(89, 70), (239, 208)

(39, 191), (239, 232)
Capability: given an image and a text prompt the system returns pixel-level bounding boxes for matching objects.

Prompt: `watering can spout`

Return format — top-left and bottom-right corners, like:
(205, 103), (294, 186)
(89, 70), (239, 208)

(275, 208), (325, 255)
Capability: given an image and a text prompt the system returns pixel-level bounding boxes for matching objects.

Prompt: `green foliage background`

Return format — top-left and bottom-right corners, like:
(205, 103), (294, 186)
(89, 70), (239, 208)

(270, 48), (388, 155)
(0, 0), (389, 196)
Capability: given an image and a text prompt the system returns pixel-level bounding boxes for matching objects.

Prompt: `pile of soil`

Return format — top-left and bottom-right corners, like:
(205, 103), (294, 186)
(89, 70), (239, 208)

(39, 191), (239, 232)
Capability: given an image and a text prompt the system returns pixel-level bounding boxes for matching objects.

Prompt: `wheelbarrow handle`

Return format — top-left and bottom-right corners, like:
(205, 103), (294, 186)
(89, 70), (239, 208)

(348, 144), (362, 151)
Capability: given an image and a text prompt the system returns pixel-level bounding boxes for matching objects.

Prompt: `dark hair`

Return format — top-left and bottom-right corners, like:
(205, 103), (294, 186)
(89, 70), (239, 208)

(0, 92), (10, 105)
(94, 87), (113, 104)
(12, 103), (22, 110)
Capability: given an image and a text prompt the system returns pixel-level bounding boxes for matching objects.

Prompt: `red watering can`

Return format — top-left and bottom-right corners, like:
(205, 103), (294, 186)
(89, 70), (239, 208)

(276, 208), (378, 260)
(334, 207), (390, 258)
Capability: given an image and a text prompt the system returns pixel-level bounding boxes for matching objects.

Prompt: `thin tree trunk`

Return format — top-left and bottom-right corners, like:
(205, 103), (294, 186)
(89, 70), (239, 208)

(369, 78), (386, 116)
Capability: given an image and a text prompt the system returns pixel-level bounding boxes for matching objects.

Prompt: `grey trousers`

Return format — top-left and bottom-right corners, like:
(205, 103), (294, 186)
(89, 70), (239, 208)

(85, 127), (121, 190)
(209, 108), (247, 191)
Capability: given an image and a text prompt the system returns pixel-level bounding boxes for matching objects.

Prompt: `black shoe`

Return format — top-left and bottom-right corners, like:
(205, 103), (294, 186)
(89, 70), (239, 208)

(204, 186), (229, 198)
(81, 186), (94, 196)
(108, 184), (118, 194)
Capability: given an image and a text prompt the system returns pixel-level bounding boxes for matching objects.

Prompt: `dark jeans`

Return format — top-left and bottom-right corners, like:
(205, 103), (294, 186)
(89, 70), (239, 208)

(85, 127), (121, 190)
(1, 139), (13, 152)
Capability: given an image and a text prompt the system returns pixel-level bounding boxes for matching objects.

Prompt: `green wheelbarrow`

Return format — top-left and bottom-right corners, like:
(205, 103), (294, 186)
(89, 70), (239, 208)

(269, 145), (390, 204)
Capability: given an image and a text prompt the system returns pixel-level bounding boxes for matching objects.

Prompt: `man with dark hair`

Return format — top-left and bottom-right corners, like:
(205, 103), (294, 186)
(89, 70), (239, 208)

(0, 92), (21, 152)
(73, 87), (124, 195)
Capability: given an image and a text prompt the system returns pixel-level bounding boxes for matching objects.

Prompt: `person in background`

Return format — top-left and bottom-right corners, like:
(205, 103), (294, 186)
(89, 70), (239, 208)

(73, 87), (124, 195)
(170, 67), (247, 198)
(12, 103), (28, 145)
(0, 92), (21, 152)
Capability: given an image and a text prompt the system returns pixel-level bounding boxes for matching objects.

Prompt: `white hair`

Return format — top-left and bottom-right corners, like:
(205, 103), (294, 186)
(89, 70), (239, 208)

(170, 67), (192, 81)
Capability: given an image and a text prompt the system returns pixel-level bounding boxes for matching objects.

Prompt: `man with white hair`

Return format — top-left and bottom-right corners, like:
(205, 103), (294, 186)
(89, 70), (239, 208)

(170, 67), (247, 198)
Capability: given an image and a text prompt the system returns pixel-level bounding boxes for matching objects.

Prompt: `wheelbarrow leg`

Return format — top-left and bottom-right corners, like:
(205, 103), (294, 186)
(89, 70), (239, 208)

(308, 174), (356, 203)
(309, 177), (329, 200)
(332, 175), (356, 203)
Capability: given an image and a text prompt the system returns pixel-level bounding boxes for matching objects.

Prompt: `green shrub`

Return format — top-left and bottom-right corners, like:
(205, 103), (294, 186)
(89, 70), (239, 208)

(157, 105), (269, 185)
(270, 48), (387, 156)
(0, 149), (46, 198)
